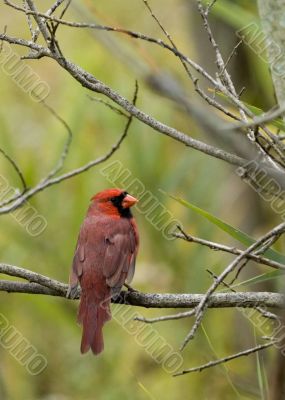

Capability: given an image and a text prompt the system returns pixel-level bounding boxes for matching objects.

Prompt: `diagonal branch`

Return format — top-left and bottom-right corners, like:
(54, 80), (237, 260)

(174, 231), (285, 271)
(173, 340), (277, 376)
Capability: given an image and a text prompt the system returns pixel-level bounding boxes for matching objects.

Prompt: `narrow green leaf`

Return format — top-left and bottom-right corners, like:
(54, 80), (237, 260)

(201, 324), (242, 398)
(137, 381), (157, 400)
(244, 102), (285, 131)
(230, 270), (285, 290)
(254, 329), (268, 400)
(209, 89), (285, 131)
(163, 191), (285, 264)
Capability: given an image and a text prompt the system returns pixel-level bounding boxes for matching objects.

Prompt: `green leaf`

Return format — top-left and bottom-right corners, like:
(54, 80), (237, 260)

(163, 191), (285, 264)
(230, 270), (285, 290)
(201, 324), (243, 398)
(136, 381), (157, 400)
(209, 89), (285, 131)
(244, 102), (285, 131)
(254, 329), (269, 400)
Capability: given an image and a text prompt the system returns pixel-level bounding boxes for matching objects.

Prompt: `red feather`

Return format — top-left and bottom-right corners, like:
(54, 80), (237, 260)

(68, 189), (139, 355)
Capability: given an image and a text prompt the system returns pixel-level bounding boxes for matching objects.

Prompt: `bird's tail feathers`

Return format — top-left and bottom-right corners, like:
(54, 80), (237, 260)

(78, 290), (111, 355)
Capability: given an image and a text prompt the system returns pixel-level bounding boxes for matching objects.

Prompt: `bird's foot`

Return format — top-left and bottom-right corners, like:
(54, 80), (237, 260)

(124, 283), (138, 293)
(66, 284), (80, 299)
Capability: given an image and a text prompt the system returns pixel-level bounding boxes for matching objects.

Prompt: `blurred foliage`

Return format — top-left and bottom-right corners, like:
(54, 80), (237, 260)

(0, 0), (283, 399)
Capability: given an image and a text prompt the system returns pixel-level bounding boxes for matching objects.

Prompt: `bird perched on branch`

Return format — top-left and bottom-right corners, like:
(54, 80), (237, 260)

(68, 188), (139, 355)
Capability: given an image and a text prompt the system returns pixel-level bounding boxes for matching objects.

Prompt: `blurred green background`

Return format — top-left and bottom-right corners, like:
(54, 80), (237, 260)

(0, 1), (283, 399)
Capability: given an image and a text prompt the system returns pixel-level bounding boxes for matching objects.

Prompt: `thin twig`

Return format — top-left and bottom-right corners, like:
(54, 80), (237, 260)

(134, 309), (196, 324)
(174, 340), (277, 376)
(39, 100), (73, 182)
(87, 95), (129, 118)
(0, 147), (27, 192)
(224, 103), (285, 130)
(219, 40), (242, 76)
(174, 230), (285, 271)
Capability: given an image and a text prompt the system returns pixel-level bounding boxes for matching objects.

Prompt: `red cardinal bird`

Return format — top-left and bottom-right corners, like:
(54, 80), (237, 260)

(68, 189), (139, 355)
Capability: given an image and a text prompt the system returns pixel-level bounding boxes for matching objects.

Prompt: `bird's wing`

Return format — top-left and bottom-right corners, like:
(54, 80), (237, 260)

(103, 220), (137, 296)
(126, 218), (139, 284)
(70, 216), (138, 298)
(68, 225), (86, 298)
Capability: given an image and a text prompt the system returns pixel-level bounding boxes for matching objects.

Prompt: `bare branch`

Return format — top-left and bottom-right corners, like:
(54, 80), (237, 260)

(39, 101), (73, 181)
(0, 266), (284, 310)
(174, 230), (285, 271)
(174, 340), (277, 376)
(0, 264), (284, 309)
(87, 95), (129, 118)
(25, 0), (52, 45)
(134, 309), (196, 324)
(0, 147), (27, 192)
(0, 263), (66, 295)
(224, 104), (285, 131)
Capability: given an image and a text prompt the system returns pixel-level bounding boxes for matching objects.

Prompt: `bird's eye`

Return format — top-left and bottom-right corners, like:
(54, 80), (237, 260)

(110, 197), (116, 202)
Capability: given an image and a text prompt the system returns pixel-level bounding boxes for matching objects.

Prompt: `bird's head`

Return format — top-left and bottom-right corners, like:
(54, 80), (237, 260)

(91, 188), (138, 217)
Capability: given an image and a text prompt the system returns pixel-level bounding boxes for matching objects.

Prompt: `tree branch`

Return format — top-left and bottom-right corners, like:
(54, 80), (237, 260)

(174, 231), (285, 271)
(0, 264), (284, 309)
(0, 280), (284, 309)
(173, 340), (277, 376)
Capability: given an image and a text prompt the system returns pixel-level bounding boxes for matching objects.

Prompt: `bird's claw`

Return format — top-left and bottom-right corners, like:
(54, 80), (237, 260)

(124, 283), (138, 293)
(66, 284), (80, 299)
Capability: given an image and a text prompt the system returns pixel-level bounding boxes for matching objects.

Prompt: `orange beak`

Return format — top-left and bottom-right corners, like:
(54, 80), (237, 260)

(122, 194), (138, 208)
